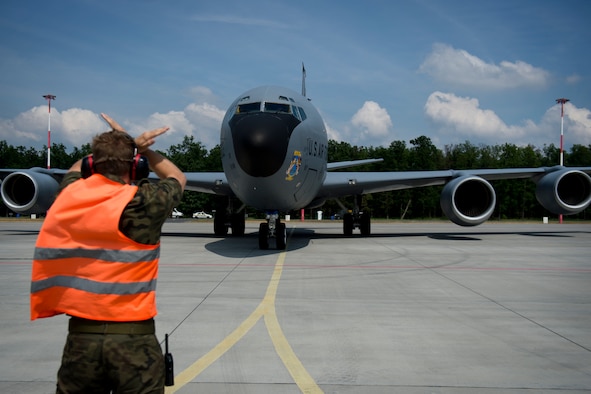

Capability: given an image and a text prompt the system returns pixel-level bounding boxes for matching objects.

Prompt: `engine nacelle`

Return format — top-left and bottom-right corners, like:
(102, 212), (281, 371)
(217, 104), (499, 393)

(440, 175), (496, 226)
(535, 169), (591, 215)
(0, 170), (60, 214)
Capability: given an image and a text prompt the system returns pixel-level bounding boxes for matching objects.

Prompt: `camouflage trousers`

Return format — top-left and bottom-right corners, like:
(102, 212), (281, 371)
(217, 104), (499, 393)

(56, 332), (165, 394)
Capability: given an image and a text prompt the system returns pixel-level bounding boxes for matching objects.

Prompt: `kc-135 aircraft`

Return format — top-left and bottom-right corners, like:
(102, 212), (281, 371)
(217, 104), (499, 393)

(2, 75), (591, 249)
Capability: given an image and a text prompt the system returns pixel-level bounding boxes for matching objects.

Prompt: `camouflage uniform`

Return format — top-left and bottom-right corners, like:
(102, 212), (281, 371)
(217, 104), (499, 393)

(57, 332), (164, 394)
(55, 172), (183, 394)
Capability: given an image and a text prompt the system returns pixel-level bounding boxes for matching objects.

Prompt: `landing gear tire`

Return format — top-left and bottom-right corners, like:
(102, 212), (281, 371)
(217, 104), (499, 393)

(343, 213), (354, 236)
(276, 223), (287, 250)
(360, 213), (371, 236)
(231, 213), (245, 236)
(259, 223), (269, 250)
(214, 213), (228, 236)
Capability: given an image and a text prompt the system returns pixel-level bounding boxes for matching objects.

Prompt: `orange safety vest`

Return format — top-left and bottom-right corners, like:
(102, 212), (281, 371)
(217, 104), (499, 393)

(31, 174), (160, 321)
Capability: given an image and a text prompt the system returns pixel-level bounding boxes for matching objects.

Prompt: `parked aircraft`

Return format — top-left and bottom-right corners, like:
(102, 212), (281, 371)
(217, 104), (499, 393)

(2, 75), (591, 249)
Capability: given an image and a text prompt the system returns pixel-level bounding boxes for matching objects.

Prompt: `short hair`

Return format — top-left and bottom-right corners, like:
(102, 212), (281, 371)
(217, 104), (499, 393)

(91, 131), (137, 177)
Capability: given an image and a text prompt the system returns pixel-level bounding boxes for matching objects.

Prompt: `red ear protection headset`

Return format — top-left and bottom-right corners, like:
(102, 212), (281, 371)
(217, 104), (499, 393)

(81, 148), (149, 181)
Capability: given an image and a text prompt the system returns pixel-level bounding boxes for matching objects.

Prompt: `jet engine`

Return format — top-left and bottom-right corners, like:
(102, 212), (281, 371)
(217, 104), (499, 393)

(440, 175), (496, 226)
(535, 169), (591, 215)
(0, 170), (60, 214)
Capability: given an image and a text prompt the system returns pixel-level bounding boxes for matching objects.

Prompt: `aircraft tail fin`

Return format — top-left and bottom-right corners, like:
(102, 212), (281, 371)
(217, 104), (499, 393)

(301, 63), (306, 97)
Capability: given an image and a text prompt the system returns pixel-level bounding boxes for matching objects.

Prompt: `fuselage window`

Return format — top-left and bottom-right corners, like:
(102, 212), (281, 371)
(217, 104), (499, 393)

(236, 102), (262, 113)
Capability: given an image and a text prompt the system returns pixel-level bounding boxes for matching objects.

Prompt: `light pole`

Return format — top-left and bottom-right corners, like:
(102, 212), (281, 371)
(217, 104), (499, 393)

(556, 98), (569, 166)
(555, 97), (569, 224)
(43, 94), (56, 169)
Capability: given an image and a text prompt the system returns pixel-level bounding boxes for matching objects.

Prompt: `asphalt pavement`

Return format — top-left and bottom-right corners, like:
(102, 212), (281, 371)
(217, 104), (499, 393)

(1, 219), (590, 393)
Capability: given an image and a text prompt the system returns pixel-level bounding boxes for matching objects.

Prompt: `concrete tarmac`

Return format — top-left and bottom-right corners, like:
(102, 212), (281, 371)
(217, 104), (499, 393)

(1, 219), (590, 393)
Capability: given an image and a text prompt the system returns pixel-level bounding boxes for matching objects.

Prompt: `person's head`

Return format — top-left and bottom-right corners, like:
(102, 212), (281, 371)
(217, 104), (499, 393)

(91, 131), (137, 178)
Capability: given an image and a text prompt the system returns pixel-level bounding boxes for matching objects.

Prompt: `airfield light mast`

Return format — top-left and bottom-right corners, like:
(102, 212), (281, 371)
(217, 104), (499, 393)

(43, 94), (56, 169)
(555, 97), (569, 224)
(556, 98), (569, 167)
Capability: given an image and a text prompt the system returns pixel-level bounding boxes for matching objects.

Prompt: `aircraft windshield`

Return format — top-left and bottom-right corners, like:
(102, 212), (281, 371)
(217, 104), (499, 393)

(264, 102), (291, 114)
(235, 102), (303, 120)
(236, 102), (261, 113)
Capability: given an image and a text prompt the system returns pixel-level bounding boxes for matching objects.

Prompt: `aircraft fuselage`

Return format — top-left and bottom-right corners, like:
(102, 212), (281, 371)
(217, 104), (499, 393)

(221, 86), (328, 212)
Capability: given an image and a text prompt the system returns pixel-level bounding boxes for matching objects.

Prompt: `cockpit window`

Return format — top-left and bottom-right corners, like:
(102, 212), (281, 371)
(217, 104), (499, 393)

(236, 102), (261, 113)
(297, 107), (307, 121)
(264, 102), (291, 114)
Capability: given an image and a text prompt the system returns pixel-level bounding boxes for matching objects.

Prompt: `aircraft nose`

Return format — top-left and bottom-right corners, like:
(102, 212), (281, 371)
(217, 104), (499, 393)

(230, 113), (291, 177)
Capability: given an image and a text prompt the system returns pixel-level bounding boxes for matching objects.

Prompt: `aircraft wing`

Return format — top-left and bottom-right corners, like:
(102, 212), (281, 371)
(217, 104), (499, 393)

(180, 172), (233, 196)
(327, 158), (383, 170)
(317, 166), (591, 199)
(0, 168), (69, 177)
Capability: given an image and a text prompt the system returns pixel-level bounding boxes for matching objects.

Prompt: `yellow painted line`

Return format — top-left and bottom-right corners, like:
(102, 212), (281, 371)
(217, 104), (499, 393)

(264, 252), (323, 394)
(265, 306), (322, 393)
(166, 233), (323, 393)
(167, 302), (265, 391)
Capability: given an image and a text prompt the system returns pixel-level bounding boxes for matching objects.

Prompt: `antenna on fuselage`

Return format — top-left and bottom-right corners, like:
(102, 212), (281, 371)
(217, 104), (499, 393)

(301, 62), (306, 97)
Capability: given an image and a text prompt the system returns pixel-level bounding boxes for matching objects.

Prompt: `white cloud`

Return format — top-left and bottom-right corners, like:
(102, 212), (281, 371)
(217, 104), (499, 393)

(324, 122), (342, 143)
(351, 101), (393, 137)
(419, 43), (550, 89)
(322, 101), (394, 147)
(0, 106), (104, 148)
(425, 91), (533, 141)
(184, 102), (226, 146)
(187, 86), (217, 102)
(424, 92), (591, 147)
(0, 100), (227, 152)
(59, 109), (105, 147)
(0, 107), (46, 144)
(550, 103), (591, 147)
(124, 102), (226, 150)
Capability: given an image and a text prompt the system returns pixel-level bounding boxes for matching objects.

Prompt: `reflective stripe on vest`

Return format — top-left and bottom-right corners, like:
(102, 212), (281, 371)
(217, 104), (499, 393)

(31, 275), (156, 295)
(31, 174), (160, 321)
(34, 247), (160, 263)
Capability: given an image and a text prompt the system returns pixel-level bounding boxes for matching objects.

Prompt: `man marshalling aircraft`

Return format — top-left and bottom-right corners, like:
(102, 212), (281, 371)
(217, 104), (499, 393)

(2, 77), (591, 249)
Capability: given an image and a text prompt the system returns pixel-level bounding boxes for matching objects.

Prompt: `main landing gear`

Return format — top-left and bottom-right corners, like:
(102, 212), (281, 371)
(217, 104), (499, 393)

(339, 195), (371, 236)
(259, 212), (287, 250)
(213, 197), (246, 236)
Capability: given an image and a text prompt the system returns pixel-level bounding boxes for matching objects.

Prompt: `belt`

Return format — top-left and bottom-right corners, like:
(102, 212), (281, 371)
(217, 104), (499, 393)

(68, 317), (155, 335)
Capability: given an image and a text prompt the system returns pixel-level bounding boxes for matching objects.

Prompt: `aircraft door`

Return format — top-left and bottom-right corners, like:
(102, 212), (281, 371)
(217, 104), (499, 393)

(294, 168), (318, 205)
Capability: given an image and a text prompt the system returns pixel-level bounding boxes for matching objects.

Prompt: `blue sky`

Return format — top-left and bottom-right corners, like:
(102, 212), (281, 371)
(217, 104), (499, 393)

(1, 0), (590, 156)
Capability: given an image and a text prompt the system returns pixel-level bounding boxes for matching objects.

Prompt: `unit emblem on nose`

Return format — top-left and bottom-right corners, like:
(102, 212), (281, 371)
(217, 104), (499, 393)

(285, 150), (302, 181)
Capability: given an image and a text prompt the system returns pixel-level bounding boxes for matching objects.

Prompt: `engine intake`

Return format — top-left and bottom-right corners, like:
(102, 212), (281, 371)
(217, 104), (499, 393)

(535, 169), (591, 215)
(440, 175), (496, 226)
(0, 170), (59, 214)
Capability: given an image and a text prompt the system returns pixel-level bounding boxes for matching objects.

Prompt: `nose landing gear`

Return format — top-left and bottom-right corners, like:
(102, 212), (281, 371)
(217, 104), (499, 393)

(259, 212), (287, 250)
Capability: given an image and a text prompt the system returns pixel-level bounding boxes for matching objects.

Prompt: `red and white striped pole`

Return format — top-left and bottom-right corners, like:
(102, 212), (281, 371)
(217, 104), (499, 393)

(556, 98), (569, 166)
(555, 98), (569, 224)
(43, 94), (56, 169)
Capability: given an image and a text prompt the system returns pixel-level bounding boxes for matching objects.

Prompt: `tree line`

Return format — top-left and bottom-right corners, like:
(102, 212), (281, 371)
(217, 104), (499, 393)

(2, 136), (590, 220)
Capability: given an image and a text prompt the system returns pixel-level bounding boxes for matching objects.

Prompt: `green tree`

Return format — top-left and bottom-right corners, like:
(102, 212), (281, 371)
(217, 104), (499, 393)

(568, 144), (591, 166)
(165, 136), (215, 215)
(166, 135), (208, 172)
(47, 143), (72, 169)
(444, 141), (480, 169)
(407, 136), (443, 218)
(1, 137), (590, 220)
